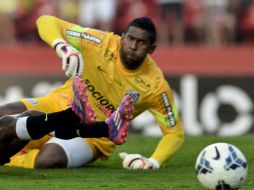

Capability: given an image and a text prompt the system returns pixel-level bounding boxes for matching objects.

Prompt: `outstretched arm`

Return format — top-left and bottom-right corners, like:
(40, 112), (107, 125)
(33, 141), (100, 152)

(119, 81), (185, 169)
(149, 124), (184, 165)
(36, 15), (83, 78)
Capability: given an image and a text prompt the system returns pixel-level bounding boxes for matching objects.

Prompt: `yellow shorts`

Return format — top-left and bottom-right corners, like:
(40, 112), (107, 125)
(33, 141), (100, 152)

(19, 79), (115, 160)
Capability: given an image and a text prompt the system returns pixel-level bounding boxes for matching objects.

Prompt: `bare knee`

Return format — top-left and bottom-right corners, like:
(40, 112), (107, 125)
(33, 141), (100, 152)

(35, 143), (67, 168)
(0, 101), (27, 116)
(35, 155), (66, 168)
(0, 115), (16, 126)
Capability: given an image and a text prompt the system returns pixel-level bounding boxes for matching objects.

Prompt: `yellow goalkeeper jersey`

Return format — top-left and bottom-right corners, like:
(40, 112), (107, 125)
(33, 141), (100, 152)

(36, 16), (184, 165)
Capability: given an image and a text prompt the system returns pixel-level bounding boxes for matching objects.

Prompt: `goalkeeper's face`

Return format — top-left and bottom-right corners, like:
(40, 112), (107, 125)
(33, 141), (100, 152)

(120, 26), (156, 70)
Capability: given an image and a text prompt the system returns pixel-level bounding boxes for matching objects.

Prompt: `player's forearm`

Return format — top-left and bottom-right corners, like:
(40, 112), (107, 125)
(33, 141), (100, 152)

(150, 128), (184, 165)
(36, 15), (65, 47)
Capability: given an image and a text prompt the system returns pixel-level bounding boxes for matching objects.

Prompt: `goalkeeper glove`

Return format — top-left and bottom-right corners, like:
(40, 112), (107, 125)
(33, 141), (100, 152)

(53, 39), (84, 78)
(119, 152), (160, 169)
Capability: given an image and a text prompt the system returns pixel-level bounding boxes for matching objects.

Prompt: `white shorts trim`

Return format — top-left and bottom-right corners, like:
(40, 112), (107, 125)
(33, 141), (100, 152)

(16, 117), (31, 140)
(46, 137), (93, 168)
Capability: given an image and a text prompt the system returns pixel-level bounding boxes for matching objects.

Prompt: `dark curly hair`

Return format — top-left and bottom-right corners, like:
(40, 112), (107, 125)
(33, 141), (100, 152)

(125, 17), (157, 44)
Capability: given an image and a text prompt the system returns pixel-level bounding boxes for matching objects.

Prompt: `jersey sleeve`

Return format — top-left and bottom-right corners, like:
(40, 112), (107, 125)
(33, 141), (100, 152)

(149, 79), (181, 133)
(36, 15), (117, 58)
(36, 15), (73, 47)
(148, 77), (185, 166)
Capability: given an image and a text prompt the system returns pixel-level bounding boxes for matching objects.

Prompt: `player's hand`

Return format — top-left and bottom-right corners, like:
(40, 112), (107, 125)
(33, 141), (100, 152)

(119, 152), (160, 169)
(53, 40), (84, 78)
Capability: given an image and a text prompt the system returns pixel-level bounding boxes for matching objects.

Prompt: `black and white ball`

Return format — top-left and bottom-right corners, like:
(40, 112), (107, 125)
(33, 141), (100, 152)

(195, 143), (248, 189)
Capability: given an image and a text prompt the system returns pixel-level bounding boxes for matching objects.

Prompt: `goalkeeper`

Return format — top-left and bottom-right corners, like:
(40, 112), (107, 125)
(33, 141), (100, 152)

(0, 15), (184, 169)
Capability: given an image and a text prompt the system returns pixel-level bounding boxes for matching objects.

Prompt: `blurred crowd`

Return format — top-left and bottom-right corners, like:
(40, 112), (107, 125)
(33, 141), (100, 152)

(0, 0), (254, 46)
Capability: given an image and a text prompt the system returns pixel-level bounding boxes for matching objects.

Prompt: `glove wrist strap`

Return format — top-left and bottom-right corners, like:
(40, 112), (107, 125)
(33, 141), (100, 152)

(52, 39), (66, 49)
(52, 39), (67, 58)
(148, 158), (160, 169)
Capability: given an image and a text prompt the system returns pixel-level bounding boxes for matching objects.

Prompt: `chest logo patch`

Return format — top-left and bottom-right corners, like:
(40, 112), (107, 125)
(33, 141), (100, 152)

(126, 90), (140, 103)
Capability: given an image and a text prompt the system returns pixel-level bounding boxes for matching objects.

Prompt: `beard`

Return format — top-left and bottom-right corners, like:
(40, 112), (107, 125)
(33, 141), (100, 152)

(120, 48), (144, 70)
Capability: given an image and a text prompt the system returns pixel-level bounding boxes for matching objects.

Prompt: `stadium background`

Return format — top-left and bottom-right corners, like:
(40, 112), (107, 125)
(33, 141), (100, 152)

(0, 0), (254, 137)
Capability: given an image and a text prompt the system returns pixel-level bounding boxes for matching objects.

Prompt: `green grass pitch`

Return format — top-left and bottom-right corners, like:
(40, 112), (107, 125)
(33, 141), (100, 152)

(0, 135), (253, 190)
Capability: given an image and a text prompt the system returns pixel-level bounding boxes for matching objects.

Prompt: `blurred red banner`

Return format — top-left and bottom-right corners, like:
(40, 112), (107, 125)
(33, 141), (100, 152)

(0, 45), (254, 76)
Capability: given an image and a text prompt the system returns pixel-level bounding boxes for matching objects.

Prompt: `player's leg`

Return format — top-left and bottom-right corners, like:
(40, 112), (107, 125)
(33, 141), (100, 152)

(0, 80), (73, 165)
(70, 76), (96, 124)
(0, 76), (134, 163)
(7, 137), (115, 169)
(23, 76), (134, 144)
(16, 75), (98, 139)
(72, 76), (134, 144)
(35, 137), (94, 168)
(0, 103), (96, 165)
(35, 141), (68, 168)
(0, 108), (88, 166)
(0, 109), (44, 164)
(0, 101), (27, 117)
(103, 95), (134, 145)
(18, 96), (134, 144)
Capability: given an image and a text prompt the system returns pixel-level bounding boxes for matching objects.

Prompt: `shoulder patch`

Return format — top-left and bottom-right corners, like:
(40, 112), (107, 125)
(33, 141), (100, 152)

(66, 30), (102, 44)
(161, 92), (176, 127)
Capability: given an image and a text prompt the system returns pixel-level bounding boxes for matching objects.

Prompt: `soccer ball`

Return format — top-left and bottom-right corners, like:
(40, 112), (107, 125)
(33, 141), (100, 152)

(195, 143), (248, 189)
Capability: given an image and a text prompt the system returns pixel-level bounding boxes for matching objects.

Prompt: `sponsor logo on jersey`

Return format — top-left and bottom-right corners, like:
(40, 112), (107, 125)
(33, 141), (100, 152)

(26, 98), (38, 105)
(84, 79), (115, 111)
(126, 90), (140, 103)
(161, 92), (176, 127)
(134, 76), (151, 90)
(104, 49), (116, 62)
(66, 30), (102, 44)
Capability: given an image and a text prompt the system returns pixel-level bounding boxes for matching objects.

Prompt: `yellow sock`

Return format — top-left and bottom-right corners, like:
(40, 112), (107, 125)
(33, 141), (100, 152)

(5, 149), (39, 169)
